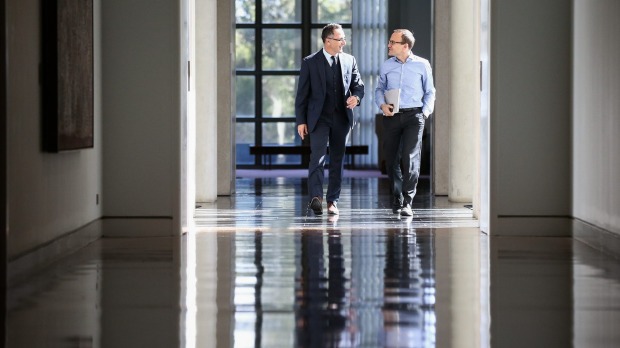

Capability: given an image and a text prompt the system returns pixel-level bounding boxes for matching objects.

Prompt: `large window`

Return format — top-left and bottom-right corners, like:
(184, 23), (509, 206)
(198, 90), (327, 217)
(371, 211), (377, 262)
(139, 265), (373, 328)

(235, 0), (352, 168)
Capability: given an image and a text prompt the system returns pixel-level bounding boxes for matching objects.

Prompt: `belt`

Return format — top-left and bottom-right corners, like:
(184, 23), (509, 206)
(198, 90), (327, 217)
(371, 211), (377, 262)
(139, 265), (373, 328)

(397, 107), (422, 113)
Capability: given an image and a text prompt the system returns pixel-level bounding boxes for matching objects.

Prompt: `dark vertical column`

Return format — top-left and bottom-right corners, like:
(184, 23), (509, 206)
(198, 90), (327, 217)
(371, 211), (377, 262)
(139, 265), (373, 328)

(1, 0), (7, 345)
(387, 0), (434, 183)
(388, 0), (433, 65)
(296, 231), (327, 346)
(300, 0), (312, 163)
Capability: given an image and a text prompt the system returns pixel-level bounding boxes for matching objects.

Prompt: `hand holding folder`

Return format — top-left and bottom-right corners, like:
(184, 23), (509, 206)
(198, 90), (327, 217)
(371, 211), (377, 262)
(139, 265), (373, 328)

(384, 89), (400, 113)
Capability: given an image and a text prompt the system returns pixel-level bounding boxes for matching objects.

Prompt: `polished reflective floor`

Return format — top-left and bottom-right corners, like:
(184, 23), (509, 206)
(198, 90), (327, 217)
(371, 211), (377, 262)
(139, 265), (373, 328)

(7, 174), (620, 347)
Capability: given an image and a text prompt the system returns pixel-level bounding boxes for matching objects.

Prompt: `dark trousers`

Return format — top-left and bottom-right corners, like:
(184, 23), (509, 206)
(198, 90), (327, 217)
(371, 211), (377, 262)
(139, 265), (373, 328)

(382, 110), (425, 207)
(391, 142), (404, 205)
(307, 114), (350, 203)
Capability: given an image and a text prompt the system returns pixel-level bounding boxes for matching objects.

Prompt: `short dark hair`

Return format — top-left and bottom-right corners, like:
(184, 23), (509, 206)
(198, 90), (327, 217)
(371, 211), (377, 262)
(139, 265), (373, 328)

(393, 29), (415, 49)
(321, 23), (343, 43)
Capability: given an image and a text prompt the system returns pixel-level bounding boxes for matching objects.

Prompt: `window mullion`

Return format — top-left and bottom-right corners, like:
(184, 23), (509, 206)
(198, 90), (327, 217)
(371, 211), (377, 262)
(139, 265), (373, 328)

(255, 0), (263, 165)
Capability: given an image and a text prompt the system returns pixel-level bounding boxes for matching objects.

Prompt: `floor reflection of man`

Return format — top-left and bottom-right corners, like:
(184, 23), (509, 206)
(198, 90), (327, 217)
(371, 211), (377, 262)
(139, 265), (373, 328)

(382, 229), (435, 347)
(295, 231), (348, 347)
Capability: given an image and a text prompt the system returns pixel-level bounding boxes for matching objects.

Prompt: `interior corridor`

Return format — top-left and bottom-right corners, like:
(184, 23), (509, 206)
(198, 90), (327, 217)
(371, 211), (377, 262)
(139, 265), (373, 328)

(6, 174), (620, 347)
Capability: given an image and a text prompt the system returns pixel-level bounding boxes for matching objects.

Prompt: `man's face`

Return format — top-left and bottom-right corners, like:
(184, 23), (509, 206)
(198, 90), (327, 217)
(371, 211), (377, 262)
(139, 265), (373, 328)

(324, 28), (346, 56)
(387, 32), (408, 57)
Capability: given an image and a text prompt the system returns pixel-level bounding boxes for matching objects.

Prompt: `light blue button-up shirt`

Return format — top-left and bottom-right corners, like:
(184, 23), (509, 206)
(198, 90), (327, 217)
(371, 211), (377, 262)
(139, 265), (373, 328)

(375, 53), (436, 117)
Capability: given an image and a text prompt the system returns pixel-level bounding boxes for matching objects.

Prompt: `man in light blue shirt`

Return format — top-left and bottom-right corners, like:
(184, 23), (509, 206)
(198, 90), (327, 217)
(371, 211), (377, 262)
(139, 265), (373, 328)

(375, 29), (436, 216)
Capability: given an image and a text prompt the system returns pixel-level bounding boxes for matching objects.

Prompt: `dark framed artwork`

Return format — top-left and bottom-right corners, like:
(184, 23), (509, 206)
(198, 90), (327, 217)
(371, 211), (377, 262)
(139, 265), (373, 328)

(42, 0), (94, 152)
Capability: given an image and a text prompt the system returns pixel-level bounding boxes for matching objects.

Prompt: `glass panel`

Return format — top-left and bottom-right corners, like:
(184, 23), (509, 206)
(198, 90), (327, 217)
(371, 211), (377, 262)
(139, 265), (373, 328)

(262, 122), (301, 165)
(262, 76), (297, 118)
(236, 29), (255, 70)
(236, 76), (255, 118)
(236, 122), (255, 165)
(262, 0), (301, 23)
(311, 28), (352, 54)
(235, 0), (255, 23)
(262, 29), (301, 70)
(262, 122), (298, 146)
(312, 0), (352, 23)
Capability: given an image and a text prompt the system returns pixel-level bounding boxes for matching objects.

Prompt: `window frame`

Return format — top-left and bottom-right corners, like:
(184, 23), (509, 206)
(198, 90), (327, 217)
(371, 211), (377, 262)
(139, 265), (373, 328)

(235, 0), (352, 169)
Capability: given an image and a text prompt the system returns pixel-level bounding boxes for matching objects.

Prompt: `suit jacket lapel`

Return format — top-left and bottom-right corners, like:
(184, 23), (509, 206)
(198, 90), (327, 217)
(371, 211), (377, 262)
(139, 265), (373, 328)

(339, 55), (348, 74)
(339, 54), (350, 89)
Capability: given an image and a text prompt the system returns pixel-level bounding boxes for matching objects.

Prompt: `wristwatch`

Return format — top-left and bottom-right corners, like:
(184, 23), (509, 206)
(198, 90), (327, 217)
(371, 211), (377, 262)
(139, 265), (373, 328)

(354, 95), (360, 105)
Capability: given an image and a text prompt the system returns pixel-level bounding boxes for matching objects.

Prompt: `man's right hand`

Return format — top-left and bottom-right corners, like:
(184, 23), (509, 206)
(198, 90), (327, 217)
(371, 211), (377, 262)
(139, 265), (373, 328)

(381, 104), (395, 116)
(297, 124), (308, 140)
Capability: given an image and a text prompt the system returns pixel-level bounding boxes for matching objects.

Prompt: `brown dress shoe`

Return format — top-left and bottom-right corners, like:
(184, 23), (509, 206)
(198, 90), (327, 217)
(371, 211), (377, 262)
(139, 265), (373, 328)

(327, 201), (339, 215)
(310, 197), (323, 215)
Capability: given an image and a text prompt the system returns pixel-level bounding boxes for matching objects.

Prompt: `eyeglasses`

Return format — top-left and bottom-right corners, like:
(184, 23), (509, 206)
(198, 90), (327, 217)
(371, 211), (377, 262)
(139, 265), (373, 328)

(388, 40), (406, 45)
(328, 37), (347, 43)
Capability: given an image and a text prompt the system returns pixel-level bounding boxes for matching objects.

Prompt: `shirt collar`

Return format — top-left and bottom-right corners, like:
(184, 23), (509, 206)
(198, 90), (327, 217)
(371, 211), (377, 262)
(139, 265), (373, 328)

(323, 49), (338, 63)
(394, 52), (414, 63)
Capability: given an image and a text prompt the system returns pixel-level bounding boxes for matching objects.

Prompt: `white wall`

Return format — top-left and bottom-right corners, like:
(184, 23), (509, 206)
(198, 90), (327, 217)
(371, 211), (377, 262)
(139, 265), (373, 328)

(489, 0), (572, 236)
(573, 0), (620, 236)
(101, 0), (183, 235)
(7, 0), (103, 258)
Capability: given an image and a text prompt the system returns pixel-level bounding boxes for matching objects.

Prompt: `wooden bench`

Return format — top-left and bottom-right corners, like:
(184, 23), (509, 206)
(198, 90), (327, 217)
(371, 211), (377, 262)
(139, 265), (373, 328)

(250, 145), (369, 168)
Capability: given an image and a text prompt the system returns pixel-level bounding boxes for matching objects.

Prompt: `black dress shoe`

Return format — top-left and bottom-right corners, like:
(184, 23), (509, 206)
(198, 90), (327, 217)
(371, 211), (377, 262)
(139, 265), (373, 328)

(310, 197), (323, 215)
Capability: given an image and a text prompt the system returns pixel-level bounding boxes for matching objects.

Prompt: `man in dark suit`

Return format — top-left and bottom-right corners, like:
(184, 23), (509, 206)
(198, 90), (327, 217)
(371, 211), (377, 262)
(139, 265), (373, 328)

(295, 23), (365, 216)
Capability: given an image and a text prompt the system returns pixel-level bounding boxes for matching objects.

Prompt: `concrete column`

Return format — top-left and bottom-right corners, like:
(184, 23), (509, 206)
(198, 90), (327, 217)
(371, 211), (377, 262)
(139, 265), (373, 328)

(217, 0), (235, 196)
(195, 0), (218, 202)
(449, 0), (478, 203)
(433, 0), (451, 196)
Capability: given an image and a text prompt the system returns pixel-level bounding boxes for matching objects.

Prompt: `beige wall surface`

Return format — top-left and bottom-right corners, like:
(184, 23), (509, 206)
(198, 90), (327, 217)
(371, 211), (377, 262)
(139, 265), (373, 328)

(6, 0), (103, 258)
(573, 0), (620, 236)
(489, 0), (572, 236)
(101, 0), (182, 231)
(7, 0), (185, 260)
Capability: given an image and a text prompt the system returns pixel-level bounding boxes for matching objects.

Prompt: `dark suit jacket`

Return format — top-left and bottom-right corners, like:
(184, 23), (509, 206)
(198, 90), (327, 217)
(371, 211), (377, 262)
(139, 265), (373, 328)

(295, 50), (365, 132)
